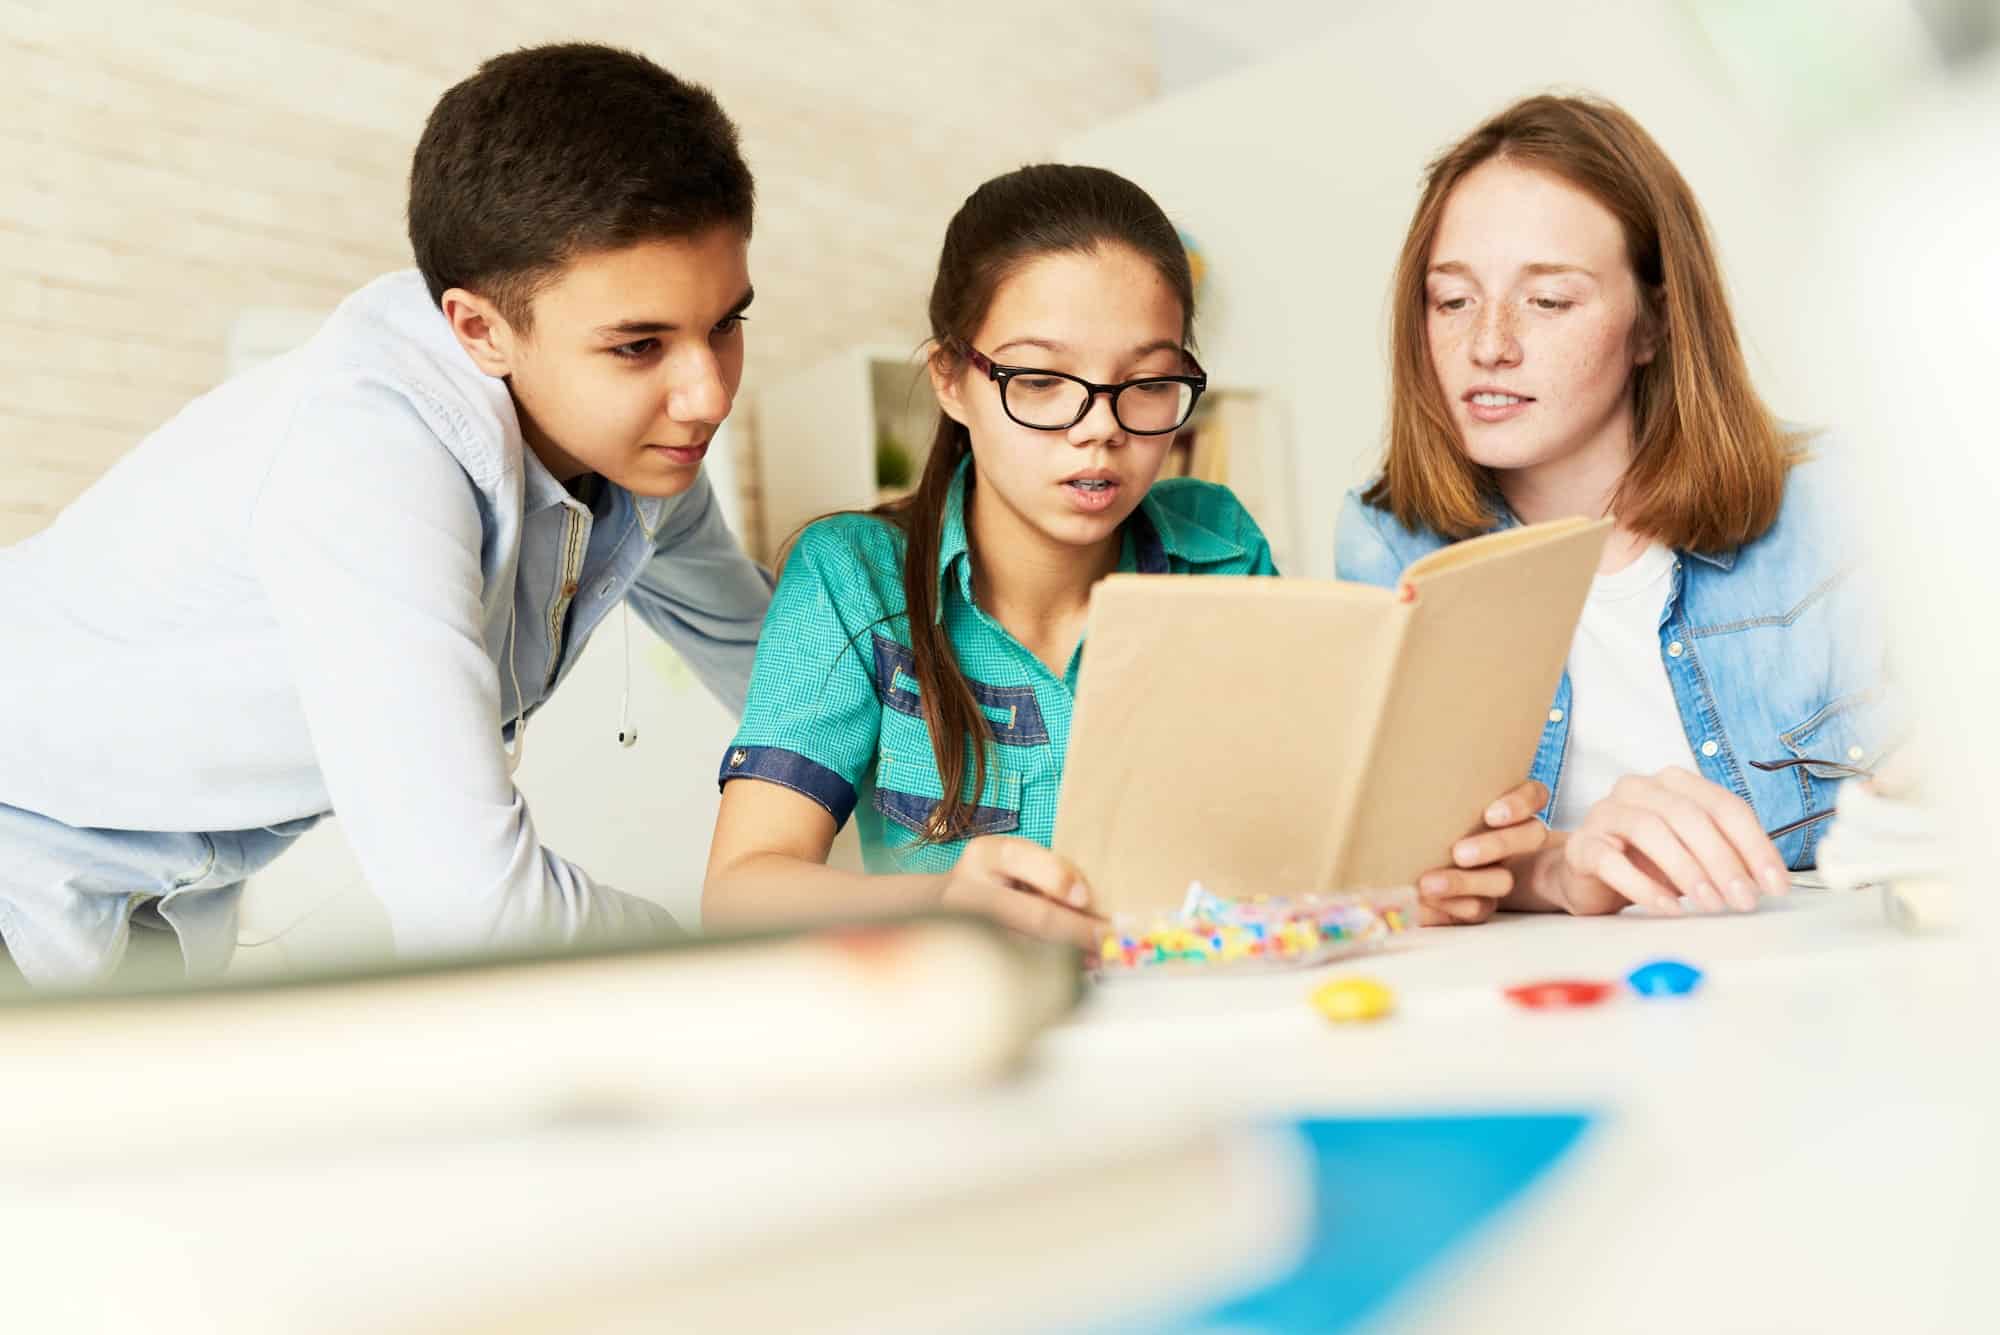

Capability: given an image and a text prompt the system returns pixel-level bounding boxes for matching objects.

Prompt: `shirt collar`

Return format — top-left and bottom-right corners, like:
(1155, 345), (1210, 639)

(520, 446), (668, 539)
(932, 458), (1246, 621)
(1134, 486), (1248, 567)
(519, 439), (574, 515)
(1683, 546), (1738, 571)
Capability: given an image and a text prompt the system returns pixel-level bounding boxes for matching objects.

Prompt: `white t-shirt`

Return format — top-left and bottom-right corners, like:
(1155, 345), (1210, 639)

(1549, 543), (1701, 831)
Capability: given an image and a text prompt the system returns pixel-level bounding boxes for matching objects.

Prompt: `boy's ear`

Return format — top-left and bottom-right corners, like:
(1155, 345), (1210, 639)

(440, 287), (520, 378)
(929, 344), (970, 428)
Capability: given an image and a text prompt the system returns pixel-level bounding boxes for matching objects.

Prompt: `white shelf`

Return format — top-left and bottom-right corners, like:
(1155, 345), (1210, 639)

(756, 343), (929, 559)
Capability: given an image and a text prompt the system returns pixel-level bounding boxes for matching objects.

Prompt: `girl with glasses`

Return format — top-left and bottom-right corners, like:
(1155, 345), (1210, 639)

(1338, 94), (1897, 919)
(704, 164), (1548, 944)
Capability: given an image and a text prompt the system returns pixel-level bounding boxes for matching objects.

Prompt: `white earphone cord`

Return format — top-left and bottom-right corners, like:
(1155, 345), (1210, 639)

(502, 603), (527, 774)
(617, 601), (637, 747)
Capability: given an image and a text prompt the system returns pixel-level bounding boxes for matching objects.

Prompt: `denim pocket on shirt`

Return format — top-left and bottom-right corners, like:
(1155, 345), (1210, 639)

(870, 634), (1049, 747)
(1780, 689), (1892, 778)
(872, 766), (1024, 839)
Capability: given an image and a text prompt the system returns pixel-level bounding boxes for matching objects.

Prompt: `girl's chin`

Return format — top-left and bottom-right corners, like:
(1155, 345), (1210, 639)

(1037, 500), (1136, 547)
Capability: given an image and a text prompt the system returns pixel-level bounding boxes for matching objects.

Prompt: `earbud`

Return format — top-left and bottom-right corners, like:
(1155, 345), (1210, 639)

(614, 604), (638, 749)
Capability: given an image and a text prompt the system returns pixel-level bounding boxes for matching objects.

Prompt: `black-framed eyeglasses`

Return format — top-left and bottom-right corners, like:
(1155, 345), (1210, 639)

(1749, 756), (1874, 841)
(962, 345), (1207, 436)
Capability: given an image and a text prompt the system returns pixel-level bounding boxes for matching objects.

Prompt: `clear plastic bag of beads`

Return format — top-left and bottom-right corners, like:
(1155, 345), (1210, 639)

(1091, 881), (1417, 978)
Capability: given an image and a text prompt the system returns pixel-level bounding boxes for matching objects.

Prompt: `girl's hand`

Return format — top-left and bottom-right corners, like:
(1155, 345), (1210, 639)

(1415, 780), (1550, 925)
(1529, 766), (1789, 915)
(939, 836), (1105, 948)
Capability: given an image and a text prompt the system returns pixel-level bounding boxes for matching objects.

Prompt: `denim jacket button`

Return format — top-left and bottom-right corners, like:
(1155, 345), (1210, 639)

(1700, 740), (1719, 757)
(1667, 641), (1685, 658)
(1548, 708), (1564, 724)
(1847, 745), (1865, 762)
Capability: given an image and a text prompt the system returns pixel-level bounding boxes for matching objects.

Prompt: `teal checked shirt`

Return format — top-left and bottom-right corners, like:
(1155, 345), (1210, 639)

(721, 458), (1278, 872)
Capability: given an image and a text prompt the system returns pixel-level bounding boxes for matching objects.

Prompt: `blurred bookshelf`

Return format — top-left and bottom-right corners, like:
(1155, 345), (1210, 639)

(755, 344), (933, 561)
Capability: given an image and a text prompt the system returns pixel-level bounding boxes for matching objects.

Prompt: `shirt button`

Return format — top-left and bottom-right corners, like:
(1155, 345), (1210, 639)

(1847, 745), (1865, 762)
(1700, 740), (1719, 757)
(1548, 708), (1565, 724)
(1667, 641), (1685, 658)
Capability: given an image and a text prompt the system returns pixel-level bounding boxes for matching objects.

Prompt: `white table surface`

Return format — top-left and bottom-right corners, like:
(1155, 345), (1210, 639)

(3, 888), (1990, 1334)
(1038, 885), (1998, 1334)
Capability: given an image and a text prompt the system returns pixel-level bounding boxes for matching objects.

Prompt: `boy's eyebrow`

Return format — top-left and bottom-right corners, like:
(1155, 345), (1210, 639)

(593, 287), (755, 338)
(989, 336), (1184, 360)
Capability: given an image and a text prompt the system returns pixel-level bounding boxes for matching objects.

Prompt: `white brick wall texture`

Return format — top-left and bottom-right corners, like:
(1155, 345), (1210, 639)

(0, 0), (1157, 544)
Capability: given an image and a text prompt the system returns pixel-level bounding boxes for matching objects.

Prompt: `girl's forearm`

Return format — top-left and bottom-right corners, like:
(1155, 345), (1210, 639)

(702, 851), (945, 929)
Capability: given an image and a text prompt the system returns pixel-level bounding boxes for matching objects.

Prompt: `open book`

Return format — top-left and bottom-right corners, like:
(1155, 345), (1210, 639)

(1053, 517), (1611, 916)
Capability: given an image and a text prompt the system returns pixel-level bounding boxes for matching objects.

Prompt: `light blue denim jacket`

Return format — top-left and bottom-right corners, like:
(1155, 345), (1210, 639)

(1335, 448), (1899, 869)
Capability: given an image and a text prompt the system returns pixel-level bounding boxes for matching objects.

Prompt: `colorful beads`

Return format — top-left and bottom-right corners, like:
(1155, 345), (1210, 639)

(1094, 883), (1415, 975)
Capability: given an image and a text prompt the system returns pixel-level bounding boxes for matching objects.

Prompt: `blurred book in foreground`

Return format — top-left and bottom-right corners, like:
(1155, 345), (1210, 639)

(0, 914), (1078, 1167)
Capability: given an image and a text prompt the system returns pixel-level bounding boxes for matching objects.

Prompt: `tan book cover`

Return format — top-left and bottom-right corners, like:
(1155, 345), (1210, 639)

(1053, 517), (1611, 915)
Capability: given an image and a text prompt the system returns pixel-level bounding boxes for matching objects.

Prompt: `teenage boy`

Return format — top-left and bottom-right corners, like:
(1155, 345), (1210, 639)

(0, 44), (770, 985)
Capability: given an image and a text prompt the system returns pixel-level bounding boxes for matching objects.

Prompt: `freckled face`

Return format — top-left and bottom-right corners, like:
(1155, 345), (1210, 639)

(1424, 159), (1656, 476)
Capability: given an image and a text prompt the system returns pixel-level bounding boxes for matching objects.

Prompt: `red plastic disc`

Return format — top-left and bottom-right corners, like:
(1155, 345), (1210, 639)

(1504, 978), (1616, 1010)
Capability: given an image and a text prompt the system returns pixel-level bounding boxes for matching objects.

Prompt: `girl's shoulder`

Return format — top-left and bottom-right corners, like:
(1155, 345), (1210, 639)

(771, 511), (915, 630)
(1335, 485), (1455, 588)
(780, 510), (909, 580)
(1737, 430), (1861, 572)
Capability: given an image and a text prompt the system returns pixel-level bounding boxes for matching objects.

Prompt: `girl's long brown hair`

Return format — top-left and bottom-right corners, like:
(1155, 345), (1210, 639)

(1366, 93), (1798, 548)
(859, 164), (1195, 844)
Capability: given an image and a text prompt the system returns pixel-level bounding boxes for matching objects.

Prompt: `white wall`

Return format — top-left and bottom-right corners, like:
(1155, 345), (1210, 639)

(1065, 0), (1805, 577)
(1, 0), (1159, 547)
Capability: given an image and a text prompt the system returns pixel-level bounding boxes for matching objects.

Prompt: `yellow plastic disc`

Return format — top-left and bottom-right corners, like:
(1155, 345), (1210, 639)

(1311, 976), (1395, 1024)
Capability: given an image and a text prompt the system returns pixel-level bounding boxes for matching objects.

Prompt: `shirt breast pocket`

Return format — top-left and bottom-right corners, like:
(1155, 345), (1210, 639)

(1779, 688), (1897, 778)
(873, 757), (1024, 840)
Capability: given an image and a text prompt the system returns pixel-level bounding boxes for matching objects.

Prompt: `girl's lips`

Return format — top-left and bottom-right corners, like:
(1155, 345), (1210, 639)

(1463, 394), (1532, 424)
(1060, 477), (1121, 513)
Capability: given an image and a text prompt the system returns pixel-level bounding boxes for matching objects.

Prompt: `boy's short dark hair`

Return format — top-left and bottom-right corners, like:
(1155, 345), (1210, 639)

(408, 43), (754, 329)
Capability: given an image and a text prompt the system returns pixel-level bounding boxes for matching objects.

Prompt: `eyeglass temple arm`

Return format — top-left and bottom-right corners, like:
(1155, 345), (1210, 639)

(1748, 757), (1873, 779)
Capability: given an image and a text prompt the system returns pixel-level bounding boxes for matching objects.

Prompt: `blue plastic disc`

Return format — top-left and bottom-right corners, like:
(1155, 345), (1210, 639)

(1627, 958), (1703, 997)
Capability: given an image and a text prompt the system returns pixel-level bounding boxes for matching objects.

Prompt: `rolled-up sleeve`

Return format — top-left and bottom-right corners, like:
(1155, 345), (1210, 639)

(719, 522), (886, 830)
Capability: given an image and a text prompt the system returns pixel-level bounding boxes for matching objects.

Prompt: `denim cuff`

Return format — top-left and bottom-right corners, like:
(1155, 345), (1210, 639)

(717, 744), (859, 828)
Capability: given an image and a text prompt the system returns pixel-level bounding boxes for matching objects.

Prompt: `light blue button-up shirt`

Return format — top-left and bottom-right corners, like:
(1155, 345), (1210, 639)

(0, 271), (771, 979)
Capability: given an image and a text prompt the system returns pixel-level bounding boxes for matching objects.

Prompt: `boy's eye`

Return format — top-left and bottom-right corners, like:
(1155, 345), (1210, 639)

(610, 338), (660, 360)
(713, 314), (748, 337)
